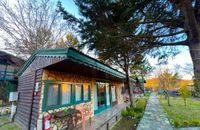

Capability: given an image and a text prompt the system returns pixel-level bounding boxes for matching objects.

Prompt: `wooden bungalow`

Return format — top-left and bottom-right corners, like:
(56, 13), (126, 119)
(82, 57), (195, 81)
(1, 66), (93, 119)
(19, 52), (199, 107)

(0, 51), (24, 103)
(15, 48), (128, 130)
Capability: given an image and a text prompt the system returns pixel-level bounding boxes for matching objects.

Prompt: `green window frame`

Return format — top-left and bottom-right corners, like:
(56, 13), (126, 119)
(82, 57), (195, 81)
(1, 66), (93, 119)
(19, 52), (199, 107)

(42, 80), (91, 112)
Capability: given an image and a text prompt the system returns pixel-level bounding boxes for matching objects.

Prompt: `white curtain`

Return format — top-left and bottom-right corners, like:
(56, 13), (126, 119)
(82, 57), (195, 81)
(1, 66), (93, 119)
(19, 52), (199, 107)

(106, 84), (110, 106)
(84, 85), (89, 101)
(61, 84), (71, 105)
(75, 85), (82, 101)
(47, 84), (59, 106)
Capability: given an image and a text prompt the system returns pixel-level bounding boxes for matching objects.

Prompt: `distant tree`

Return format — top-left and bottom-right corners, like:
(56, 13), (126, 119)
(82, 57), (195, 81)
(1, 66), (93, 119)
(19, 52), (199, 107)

(0, 0), (72, 58)
(158, 69), (180, 106)
(130, 60), (153, 93)
(56, 32), (79, 49)
(130, 60), (153, 79)
(179, 85), (191, 106)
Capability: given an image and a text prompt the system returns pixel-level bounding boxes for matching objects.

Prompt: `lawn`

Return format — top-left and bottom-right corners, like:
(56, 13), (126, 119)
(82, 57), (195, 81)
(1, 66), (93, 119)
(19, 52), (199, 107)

(111, 117), (137, 130)
(159, 96), (200, 128)
(0, 115), (21, 130)
(112, 97), (148, 130)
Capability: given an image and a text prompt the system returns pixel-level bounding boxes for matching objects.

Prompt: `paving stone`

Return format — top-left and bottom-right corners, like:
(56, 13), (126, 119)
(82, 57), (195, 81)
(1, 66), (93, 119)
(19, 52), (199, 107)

(137, 93), (173, 130)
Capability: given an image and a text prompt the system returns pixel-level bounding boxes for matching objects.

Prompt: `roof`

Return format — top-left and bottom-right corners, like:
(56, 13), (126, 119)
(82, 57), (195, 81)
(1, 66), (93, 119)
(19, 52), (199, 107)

(0, 51), (24, 66)
(18, 48), (125, 78)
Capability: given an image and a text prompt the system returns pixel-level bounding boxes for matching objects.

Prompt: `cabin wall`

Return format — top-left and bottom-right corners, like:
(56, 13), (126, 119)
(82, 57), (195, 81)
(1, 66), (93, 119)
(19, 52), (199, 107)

(15, 72), (36, 130)
(15, 69), (43, 130)
(30, 69), (43, 130)
(36, 69), (124, 130)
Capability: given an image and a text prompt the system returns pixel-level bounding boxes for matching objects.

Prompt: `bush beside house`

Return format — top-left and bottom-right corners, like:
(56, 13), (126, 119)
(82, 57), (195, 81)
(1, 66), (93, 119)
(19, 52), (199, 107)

(112, 97), (148, 130)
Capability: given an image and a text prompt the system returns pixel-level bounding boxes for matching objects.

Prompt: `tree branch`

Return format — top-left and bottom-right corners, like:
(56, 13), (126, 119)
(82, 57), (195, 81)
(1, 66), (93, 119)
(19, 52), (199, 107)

(154, 40), (189, 46)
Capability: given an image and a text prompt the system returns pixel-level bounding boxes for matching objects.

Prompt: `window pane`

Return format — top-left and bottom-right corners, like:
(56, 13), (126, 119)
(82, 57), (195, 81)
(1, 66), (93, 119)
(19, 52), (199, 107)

(47, 84), (59, 106)
(111, 86), (116, 102)
(61, 84), (71, 105)
(75, 84), (82, 101)
(84, 85), (89, 101)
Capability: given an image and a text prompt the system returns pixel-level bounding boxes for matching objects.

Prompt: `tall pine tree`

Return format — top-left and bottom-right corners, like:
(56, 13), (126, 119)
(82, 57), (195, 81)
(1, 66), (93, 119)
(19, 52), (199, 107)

(58, 0), (155, 106)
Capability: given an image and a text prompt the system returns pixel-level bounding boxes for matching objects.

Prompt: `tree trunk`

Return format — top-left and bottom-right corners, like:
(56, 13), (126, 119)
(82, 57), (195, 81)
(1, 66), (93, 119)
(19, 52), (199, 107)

(166, 91), (170, 106)
(125, 68), (134, 107)
(189, 43), (200, 93)
(164, 93), (167, 100)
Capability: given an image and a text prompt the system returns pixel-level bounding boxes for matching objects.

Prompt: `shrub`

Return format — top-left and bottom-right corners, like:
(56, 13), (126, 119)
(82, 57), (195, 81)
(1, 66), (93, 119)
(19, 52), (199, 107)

(191, 120), (200, 126)
(134, 107), (144, 113)
(183, 120), (190, 126)
(121, 110), (129, 117)
(179, 86), (191, 106)
(126, 106), (134, 112)
(121, 98), (147, 119)
(173, 120), (180, 127)
(122, 106), (135, 118)
(129, 110), (135, 117)
(145, 92), (151, 97)
(135, 98), (146, 112)
(136, 113), (143, 120)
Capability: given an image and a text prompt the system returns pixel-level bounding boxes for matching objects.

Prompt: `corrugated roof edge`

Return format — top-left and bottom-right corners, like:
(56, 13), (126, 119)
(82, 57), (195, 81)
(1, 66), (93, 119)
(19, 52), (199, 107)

(67, 48), (125, 77)
(17, 48), (69, 76)
(18, 48), (126, 78)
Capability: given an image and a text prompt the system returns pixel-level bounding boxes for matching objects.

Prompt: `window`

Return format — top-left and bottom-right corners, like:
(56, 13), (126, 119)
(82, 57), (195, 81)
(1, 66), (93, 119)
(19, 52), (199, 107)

(61, 84), (71, 105)
(43, 81), (91, 111)
(47, 84), (59, 106)
(75, 84), (83, 102)
(111, 86), (116, 102)
(84, 85), (90, 101)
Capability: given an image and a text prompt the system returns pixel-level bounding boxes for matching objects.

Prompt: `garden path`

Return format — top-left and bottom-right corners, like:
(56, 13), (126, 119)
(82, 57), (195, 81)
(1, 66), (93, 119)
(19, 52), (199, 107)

(137, 93), (200, 130)
(137, 93), (173, 130)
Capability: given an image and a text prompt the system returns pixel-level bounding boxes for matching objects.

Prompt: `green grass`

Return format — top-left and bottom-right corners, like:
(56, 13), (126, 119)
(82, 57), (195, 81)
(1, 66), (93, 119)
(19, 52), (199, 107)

(111, 117), (137, 130)
(159, 96), (200, 128)
(112, 97), (148, 130)
(0, 115), (21, 130)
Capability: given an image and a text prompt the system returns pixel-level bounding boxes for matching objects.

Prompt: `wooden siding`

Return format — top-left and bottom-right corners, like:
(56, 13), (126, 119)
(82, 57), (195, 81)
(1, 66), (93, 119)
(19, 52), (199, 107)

(23, 57), (65, 76)
(30, 69), (43, 130)
(15, 72), (36, 130)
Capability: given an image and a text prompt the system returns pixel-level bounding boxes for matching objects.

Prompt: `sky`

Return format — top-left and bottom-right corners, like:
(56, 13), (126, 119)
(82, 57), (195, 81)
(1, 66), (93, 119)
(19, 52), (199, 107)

(0, 0), (194, 80)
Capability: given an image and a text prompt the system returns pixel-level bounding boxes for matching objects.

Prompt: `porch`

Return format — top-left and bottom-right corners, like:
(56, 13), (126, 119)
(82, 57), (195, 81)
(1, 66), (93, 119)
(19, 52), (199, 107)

(77, 102), (129, 130)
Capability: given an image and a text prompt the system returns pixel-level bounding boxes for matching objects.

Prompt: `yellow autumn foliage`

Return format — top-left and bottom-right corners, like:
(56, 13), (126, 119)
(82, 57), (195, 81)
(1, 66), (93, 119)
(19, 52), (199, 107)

(145, 78), (193, 90)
